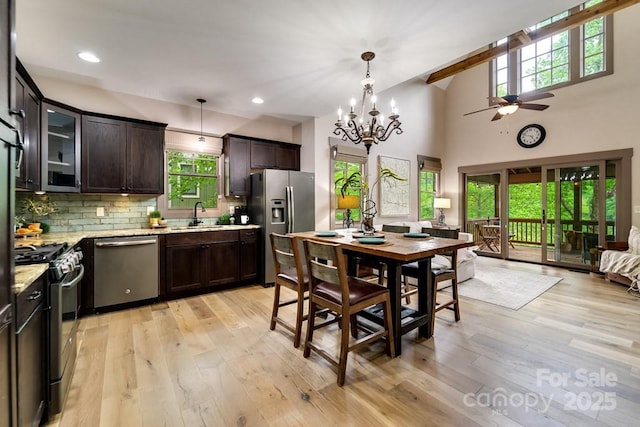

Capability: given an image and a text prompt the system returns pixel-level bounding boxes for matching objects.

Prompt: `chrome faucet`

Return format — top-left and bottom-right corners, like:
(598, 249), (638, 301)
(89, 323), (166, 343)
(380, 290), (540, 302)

(189, 202), (206, 226)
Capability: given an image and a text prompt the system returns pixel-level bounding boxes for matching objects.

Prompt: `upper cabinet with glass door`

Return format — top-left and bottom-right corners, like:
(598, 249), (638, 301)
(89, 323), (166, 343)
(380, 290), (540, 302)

(41, 102), (81, 192)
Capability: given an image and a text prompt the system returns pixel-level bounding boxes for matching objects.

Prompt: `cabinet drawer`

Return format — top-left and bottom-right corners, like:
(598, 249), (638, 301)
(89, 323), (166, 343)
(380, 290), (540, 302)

(16, 275), (45, 327)
(166, 230), (238, 246)
(239, 228), (259, 241)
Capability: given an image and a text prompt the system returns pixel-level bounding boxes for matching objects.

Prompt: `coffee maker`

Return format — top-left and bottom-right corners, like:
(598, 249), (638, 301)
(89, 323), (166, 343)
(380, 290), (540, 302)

(234, 206), (249, 225)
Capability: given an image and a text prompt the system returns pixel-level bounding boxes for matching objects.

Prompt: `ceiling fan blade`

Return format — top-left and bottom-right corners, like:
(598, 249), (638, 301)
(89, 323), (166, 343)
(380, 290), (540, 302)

(518, 92), (554, 102)
(491, 111), (504, 121)
(489, 96), (508, 104)
(519, 103), (549, 111)
(463, 105), (499, 116)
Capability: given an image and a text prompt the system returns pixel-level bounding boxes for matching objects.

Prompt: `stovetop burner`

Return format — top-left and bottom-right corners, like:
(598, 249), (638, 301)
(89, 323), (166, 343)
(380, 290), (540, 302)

(15, 243), (69, 265)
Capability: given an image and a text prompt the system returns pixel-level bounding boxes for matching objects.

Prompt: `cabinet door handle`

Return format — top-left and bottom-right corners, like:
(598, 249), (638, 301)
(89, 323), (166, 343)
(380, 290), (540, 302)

(9, 108), (26, 119)
(27, 290), (42, 301)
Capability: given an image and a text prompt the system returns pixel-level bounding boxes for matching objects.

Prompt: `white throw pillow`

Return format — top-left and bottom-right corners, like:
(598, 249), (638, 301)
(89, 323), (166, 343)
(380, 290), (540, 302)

(628, 225), (640, 255)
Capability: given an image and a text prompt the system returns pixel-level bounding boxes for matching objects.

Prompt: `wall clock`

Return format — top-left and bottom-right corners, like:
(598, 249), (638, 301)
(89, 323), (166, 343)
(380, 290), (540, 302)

(516, 124), (546, 148)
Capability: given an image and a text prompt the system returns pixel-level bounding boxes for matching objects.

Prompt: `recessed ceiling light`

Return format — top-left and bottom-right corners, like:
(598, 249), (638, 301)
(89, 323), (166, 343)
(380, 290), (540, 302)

(78, 51), (100, 63)
(252, 97), (264, 104)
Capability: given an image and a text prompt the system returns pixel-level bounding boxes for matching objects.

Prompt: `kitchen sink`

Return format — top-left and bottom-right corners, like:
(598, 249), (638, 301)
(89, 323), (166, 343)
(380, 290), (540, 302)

(169, 225), (223, 230)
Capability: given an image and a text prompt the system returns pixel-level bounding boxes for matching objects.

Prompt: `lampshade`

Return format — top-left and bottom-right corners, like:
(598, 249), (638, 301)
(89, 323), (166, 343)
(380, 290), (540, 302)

(337, 195), (360, 209)
(433, 198), (451, 209)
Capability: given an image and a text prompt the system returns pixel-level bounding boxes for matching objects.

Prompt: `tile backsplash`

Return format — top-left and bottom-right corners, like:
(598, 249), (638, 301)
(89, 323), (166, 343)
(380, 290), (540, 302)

(15, 193), (238, 233)
(15, 193), (159, 233)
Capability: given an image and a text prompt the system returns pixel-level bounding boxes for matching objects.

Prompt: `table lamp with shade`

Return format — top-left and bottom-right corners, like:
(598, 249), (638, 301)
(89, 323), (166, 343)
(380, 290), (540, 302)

(433, 197), (451, 226)
(337, 195), (360, 229)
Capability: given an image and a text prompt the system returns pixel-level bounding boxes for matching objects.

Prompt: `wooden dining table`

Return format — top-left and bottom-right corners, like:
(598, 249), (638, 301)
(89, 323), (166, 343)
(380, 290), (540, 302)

(290, 230), (474, 356)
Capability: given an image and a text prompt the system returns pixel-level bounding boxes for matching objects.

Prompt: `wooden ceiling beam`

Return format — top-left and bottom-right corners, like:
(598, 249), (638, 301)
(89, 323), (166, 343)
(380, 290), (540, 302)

(426, 0), (640, 84)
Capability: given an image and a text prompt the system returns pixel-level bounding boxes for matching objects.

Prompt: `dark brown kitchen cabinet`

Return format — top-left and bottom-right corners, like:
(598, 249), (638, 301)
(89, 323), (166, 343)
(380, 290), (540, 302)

(15, 62), (41, 191)
(2, 2), (17, 427)
(15, 274), (46, 427)
(250, 139), (300, 170)
(224, 133), (300, 196)
(165, 231), (239, 297)
(223, 135), (251, 196)
(276, 143), (300, 170)
(250, 140), (276, 169)
(239, 229), (259, 281)
(82, 114), (166, 194)
(164, 229), (259, 298)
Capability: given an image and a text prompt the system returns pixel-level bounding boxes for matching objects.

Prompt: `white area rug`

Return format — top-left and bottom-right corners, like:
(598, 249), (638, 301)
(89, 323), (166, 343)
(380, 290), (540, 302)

(457, 265), (563, 310)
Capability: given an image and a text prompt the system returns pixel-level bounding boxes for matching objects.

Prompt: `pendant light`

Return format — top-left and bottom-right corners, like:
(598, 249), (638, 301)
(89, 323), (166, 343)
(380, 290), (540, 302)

(197, 98), (206, 146)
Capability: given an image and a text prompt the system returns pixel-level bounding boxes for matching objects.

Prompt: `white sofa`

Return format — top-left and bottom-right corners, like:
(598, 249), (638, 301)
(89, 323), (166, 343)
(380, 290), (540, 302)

(599, 225), (640, 292)
(384, 221), (477, 283)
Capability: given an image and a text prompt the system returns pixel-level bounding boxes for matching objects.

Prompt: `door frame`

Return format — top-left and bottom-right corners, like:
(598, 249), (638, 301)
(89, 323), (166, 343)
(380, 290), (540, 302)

(458, 149), (632, 263)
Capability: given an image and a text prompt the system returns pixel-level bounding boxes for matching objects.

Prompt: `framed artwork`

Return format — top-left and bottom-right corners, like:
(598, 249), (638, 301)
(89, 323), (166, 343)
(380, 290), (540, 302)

(378, 155), (410, 216)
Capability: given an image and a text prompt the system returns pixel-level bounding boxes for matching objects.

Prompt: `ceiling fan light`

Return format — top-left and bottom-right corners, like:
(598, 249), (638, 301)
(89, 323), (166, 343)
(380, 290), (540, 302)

(497, 104), (519, 115)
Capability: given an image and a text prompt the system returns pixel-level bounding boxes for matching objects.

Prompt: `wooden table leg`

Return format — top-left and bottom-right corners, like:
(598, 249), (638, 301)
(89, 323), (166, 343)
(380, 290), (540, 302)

(386, 262), (403, 356)
(417, 257), (433, 339)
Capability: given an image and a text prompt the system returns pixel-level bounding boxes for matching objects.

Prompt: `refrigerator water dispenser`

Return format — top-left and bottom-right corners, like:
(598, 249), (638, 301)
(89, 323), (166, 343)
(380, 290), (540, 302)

(271, 199), (285, 224)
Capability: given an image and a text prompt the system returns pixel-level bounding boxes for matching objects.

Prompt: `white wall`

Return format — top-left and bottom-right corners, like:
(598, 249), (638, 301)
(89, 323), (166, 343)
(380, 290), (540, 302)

(33, 75), (294, 142)
(310, 77), (445, 230)
(443, 6), (640, 228)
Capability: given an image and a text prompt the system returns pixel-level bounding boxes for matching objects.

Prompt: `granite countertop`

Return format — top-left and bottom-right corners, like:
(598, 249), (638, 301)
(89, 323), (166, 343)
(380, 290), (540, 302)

(14, 264), (48, 295)
(13, 224), (261, 295)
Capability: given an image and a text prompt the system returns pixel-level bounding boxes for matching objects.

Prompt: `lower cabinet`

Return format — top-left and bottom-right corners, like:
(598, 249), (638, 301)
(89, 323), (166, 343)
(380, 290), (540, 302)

(15, 274), (46, 427)
(164, 229), (259, 298)
(239, 229), (259, 281)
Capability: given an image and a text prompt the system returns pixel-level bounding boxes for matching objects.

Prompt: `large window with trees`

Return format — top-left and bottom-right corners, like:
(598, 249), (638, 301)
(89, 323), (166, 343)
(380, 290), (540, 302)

(417, 156), (441, 221)
(331, 143), (367, 228)
(158, 130), (225, 219)
(167, 151), (219, 209)
(492, 0), (611, 98)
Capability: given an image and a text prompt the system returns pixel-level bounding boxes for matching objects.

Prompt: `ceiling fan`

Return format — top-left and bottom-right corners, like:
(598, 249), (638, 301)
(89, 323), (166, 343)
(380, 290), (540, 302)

(464, 92), (554, 121)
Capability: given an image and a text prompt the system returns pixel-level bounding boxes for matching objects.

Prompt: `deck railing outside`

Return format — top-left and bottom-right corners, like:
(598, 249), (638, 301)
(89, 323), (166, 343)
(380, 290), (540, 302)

(466, 218), (617, 247)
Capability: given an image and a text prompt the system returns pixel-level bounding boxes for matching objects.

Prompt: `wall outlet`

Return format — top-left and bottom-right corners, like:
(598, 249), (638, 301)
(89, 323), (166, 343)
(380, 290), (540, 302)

(96, 207), (105, 217)
(147, 206), (155, 215)
(635, 205), (640, 214)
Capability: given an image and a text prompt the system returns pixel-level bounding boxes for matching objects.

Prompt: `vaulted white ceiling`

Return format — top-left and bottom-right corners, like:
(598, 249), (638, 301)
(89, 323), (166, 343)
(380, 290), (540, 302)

(16, 0), (583, 123)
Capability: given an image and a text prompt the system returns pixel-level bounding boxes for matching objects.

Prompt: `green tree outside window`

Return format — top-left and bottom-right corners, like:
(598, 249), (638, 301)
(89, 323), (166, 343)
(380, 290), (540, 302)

(167, 151), (218, 209)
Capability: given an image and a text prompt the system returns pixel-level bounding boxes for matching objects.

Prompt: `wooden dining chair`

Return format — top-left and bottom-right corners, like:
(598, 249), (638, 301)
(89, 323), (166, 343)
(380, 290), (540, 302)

(302, 239), (395, 387)
(402, 227), (461, 334)
(269, 232), (310, 348)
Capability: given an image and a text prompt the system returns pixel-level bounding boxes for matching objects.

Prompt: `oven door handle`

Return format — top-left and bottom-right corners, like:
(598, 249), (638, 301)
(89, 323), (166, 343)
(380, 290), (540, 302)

(61, 265), (85, 289)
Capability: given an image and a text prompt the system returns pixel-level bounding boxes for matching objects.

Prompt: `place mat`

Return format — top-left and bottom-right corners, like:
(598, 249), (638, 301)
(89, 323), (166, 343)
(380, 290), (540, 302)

(353, 238), (393, 246)
(314, 231), (338, 237)
(403, 232), (430, 238)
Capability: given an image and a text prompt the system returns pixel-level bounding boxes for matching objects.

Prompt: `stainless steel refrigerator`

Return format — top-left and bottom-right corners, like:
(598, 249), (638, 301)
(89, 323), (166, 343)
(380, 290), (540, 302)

(249, 170), (315, 286)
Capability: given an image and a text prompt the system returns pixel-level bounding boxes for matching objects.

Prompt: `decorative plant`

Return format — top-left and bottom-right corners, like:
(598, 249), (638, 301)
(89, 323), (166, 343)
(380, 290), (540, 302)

(335, 167), (406, 232)
(149, 210), (162, 219)
(218, 213), (231, 225)
(22, 195), (58, 223)
(336, 168), (406, 201)
(14, 215), (25, 229)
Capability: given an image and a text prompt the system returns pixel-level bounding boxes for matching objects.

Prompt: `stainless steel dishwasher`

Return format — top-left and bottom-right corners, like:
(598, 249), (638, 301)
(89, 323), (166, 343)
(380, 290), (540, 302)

(94, 236), (159, 308)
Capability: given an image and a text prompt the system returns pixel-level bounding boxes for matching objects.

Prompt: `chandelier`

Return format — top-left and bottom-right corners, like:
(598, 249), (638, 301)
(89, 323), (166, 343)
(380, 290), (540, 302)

(333, 52), (403, 154)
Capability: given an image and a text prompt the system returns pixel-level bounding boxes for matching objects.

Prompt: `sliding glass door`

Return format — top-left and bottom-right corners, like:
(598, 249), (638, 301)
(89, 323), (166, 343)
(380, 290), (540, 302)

(542, 161), (616, 268)
(465, 172), (504, 257)
(460, 150), (629, 270)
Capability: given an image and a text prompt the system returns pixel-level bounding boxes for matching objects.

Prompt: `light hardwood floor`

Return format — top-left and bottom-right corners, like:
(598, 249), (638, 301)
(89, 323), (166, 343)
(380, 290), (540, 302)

(46, 257), (640, 426)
